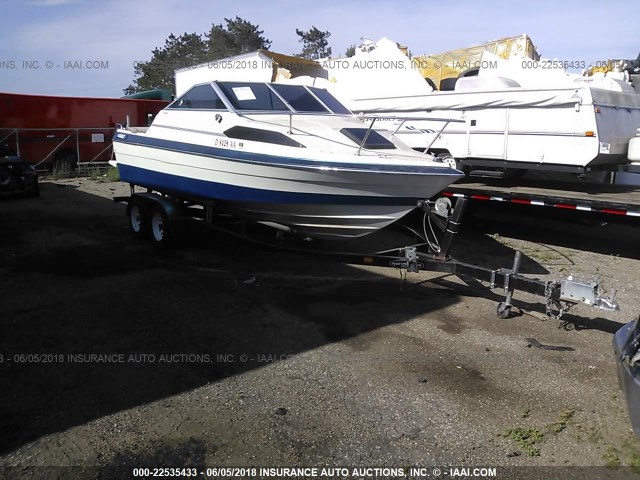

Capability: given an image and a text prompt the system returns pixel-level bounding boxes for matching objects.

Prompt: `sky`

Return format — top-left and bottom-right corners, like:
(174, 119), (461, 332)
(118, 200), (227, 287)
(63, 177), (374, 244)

(0, 0), (638, 97)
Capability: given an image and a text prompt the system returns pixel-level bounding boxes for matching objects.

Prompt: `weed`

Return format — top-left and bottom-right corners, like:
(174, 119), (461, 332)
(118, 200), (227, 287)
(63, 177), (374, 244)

(550, 409), (575, 433)
(82, 166), (120, 183)
(52, 164), (75, 179)
(89, 167), (102, 180)
(503, 428), (544, 457)
(105, 166), (120, 182)
(603, 446), (622, 468)
(587, 427), (603, 444)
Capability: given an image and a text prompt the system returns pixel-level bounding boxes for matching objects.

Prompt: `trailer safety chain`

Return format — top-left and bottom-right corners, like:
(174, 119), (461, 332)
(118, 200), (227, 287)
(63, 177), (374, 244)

(544, 281), (574, 321)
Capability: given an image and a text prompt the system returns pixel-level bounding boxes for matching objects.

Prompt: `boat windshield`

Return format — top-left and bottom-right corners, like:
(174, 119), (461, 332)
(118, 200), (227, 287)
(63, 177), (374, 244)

(214, 81), (351, 115)
(269, 84), (329, 113)
(307, 87), (351, 115)
(168, 84), (227, 110)
(216, 82), (289, 112)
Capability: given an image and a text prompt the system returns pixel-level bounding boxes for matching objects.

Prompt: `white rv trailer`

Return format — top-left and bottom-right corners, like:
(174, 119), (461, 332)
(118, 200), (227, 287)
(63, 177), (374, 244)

(312, 39), (640, 176)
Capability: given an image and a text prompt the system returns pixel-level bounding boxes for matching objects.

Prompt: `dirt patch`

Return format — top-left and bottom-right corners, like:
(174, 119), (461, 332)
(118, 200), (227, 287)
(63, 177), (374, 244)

(1, 180), (639, 478)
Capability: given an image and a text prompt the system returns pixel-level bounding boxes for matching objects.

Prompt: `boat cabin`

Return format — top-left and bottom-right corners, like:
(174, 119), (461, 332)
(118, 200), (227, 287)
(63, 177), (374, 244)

(165, 81), (396, 150)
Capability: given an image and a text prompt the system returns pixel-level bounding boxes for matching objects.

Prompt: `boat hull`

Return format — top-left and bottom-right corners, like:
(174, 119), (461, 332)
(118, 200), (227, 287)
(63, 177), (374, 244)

(113, 134), (461, 238)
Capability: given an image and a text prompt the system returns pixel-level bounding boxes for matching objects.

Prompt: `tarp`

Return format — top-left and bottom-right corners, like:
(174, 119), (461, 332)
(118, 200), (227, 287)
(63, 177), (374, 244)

(174, 51), (325, 97)
(477, 51), (636, 93)
(346, 88), (584, 113)
(413, 34), (540, 89)
(318, 37), (434, 100)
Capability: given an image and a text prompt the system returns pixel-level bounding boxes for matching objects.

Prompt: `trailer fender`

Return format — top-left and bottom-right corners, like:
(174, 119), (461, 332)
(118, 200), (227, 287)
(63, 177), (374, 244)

(128, 192), (181, 220)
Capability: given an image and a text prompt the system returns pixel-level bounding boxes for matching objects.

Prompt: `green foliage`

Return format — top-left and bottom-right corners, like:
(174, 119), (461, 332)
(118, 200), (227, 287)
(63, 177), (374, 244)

(207, 16), (271, 59)
(550, 409), (575, 433)
(52, 163), (76, 179)
(125, 17), (271, 95)
(345, 44), (356, 57)
(125, 32), (208, 94)
(106, 167), (120, 182)
(84, 166), (119, 182)
(89, 167), (101, 180)
(295, 26), (332, 60)
(629, 450), (640, 473)
(603, 446), (622, 468)
(504, 428), (544, 457)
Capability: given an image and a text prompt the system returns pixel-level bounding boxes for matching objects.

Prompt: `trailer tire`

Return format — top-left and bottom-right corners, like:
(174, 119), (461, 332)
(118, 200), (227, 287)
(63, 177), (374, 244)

(127, 197), (148, 238)
(149, 203), (173, 247)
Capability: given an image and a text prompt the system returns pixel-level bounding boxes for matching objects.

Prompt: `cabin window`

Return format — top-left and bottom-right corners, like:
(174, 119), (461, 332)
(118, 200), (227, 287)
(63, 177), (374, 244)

(168, 84), (226, 110)
(270, 84), (328, 113)
(340, 128), (396, 150)
(217, 82), (288, 111)
(224, 126), (305, 148)
(308, 87), (352, 114)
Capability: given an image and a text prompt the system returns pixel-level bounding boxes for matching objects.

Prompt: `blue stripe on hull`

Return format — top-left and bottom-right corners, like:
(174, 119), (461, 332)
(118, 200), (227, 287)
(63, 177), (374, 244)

(118, 164), (421, 206)
(113, 132), (462, 176)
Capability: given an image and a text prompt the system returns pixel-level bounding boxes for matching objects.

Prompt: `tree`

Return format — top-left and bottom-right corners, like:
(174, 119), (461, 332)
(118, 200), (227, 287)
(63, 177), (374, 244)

(125, 17), (271, 95)
(207, 16), (271, 59)
(295, 26), (332, 60)
(345, 44), (356, 58)
(124, 32), (208, 95)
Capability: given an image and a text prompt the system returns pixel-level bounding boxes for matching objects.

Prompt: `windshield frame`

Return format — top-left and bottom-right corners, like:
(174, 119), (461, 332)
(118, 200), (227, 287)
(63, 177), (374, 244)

(208, 81), (352, 116)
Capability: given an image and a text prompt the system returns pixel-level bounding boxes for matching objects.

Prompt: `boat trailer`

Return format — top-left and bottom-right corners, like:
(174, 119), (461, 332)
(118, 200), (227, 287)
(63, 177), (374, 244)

(115, 188), (619, 321)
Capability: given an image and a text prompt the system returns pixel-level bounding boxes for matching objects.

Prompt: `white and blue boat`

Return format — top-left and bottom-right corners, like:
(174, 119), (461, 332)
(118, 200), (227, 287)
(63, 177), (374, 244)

(112, 81), (463, 239)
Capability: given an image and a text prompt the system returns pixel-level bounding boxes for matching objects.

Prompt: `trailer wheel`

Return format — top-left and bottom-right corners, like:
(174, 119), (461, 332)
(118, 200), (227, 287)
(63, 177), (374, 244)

(497, 302), (512, 319)
(127, 198), (148, 238)
(149, 204), (172, 247)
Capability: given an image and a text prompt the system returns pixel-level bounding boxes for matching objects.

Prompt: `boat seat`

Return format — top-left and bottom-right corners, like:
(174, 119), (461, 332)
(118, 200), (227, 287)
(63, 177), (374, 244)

(126, 127), (149, 133)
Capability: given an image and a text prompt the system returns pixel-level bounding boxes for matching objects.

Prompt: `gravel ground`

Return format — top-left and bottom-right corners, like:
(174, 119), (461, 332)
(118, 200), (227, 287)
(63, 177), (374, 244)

(1, 178), (639, 480)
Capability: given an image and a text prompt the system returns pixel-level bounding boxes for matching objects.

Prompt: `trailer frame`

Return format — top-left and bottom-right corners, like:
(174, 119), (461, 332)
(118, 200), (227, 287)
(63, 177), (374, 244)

(114, 186), (619, 320)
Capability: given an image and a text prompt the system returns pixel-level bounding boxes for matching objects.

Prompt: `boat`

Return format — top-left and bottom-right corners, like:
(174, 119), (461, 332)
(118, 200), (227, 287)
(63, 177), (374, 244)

(112, 81), (463, 239)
